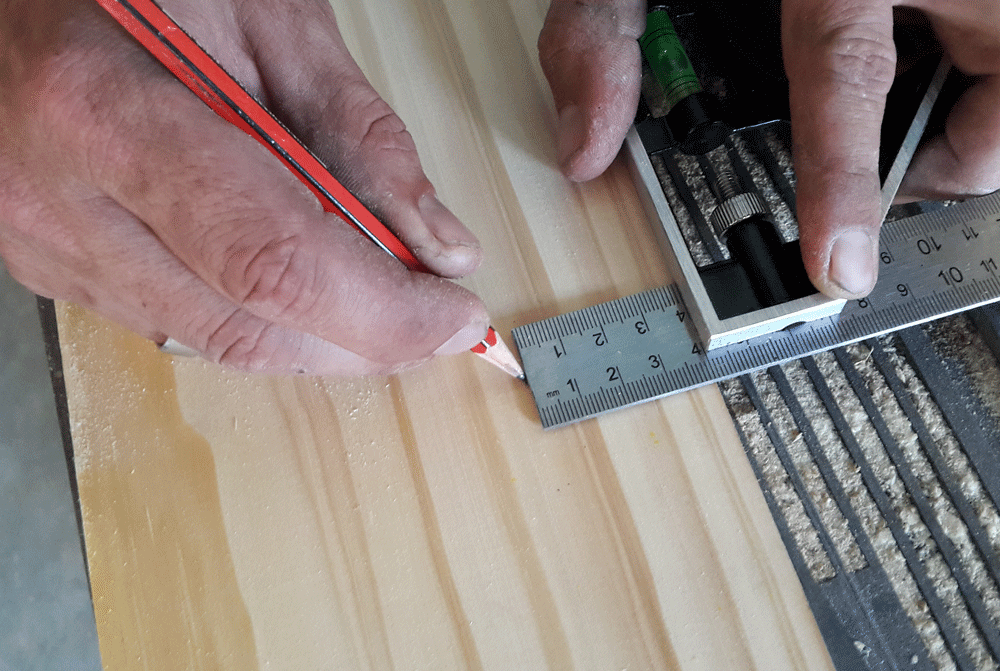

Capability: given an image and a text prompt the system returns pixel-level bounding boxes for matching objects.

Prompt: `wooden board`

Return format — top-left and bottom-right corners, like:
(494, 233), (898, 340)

(57, 0), (836, 668)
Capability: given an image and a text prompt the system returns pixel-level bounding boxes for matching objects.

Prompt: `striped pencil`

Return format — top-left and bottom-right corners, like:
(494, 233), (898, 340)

(94, 0), (524, 380)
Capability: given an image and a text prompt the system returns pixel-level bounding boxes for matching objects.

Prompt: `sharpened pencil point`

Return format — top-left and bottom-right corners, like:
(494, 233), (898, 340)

(471, 326), (524, 379)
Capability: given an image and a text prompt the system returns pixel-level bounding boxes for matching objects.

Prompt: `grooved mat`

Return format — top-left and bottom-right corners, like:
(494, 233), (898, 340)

(723, 308), (1000, 671)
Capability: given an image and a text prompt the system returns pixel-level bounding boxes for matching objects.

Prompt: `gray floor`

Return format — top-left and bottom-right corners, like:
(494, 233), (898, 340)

(0, 262), (102, 671)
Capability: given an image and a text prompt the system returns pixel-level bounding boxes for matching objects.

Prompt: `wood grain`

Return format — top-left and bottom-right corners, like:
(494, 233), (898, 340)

(58, 0), (836, 668)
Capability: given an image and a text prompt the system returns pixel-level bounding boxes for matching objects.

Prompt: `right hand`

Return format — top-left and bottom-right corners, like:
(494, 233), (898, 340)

(0, 0), (489, 376)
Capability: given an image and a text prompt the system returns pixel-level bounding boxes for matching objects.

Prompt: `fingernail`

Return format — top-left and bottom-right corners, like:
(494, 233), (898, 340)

(829, 230), (877, 296)
(433, 321), (489, 356)
(417, 194), (482, 276)
(557, 105), (586, 168)
(418, 194), (480, 248)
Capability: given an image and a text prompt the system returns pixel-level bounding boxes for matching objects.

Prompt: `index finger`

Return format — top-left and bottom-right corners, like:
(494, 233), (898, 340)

(77, 71), (488, 365)
(783, 0), (897, 298)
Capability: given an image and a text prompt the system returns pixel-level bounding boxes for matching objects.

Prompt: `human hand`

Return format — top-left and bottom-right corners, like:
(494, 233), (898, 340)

(785, 0), (1000, 298)
(538, 0), (1000, 299)
(0, 0), (488, 376)
(538, 0), (646, 182)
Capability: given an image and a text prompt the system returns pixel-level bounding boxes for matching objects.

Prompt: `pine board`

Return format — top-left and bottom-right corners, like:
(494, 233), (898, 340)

(56, 0), (834, 668)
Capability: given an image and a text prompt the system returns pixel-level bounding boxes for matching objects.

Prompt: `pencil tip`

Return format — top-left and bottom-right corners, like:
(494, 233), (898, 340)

(472, 326), (525, 379)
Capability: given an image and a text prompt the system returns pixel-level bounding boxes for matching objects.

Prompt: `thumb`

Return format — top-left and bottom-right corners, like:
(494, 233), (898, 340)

(538, 0), (645, 182)
(783, 0), (896, 299)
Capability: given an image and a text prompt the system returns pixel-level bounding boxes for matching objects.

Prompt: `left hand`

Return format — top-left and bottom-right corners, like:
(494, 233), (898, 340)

(537, 0), (645, 182)
(538, 0), (1000, 299)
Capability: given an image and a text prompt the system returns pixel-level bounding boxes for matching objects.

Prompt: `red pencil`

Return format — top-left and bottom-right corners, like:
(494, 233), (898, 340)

(94, 0), (524, 379)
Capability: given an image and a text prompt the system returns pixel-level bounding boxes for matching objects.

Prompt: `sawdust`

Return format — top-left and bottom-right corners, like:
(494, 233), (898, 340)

(720, 375), (837, 582)
(763, 129), (797, 190)
(848, 339), (998, 671)
(881, 331), (1000, 617)
(650, 153), (716, 266)
(721, 334), (1000, 670)
(926, 314), (1000, 436)
(813, 346), (955, 670)
(675, 151), (725, 241)
(752, 363), (868, 574)
(727, 130), (798, 241)
(779, 358), (869, 573)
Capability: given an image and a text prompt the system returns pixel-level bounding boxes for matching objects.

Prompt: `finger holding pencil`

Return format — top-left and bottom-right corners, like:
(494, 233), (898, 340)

(0, 0), (521, 377)
(94, 0), (523, 378)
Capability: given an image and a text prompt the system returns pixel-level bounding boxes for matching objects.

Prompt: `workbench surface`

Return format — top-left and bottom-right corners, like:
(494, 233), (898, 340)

(56, 1), (834, 668)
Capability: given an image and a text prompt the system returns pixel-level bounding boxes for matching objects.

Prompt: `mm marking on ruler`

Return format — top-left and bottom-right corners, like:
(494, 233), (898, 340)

(513, 192), (1000, 429)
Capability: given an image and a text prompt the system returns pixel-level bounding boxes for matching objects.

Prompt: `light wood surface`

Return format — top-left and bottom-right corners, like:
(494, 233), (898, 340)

(58, 0), (835, 668)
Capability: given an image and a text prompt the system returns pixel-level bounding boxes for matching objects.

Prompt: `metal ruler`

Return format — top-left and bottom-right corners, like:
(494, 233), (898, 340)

(513, 191), (1000, 429)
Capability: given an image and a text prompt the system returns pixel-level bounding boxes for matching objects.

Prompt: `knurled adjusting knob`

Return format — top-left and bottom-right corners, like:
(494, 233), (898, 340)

(710, 192), (768, 241)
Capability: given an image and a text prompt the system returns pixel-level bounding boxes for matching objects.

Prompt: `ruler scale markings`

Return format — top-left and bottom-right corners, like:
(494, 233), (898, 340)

(562, 399), (574, 425)
(548, 404), (560, 428)
(564, 313), (579, 336)
(615, 299), (629, 322)
(729, 350), (746, 376)
(561, 403), (572, 426)
(524, 324), (538, 348)
(617, 300), (631, 324)
(682, 362), (697, 388)
(563, 312), (577, 335)
(600, 303), (614, 326)
(596, 391), (611, 414)
(598, 303), (612, 327)
(637, 293), (649, 314)
(541, 323), (553, 347)
(552, 315), (566, 339)
(649, 375), (663, 398)
(543, 320), (558, 345)
(635, 377), (647, 400)
(527, 324), (542, 349)
(632, 294), (647, 318)
(517, 196), (1000, 428)
(646, 290), (662, 314)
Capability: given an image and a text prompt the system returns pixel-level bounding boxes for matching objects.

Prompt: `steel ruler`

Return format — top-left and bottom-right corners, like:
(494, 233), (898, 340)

(513, 191), (1000, 429)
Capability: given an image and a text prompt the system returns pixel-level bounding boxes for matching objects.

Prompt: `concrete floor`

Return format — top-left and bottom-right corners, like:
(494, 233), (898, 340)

(0, 262), (102, 671)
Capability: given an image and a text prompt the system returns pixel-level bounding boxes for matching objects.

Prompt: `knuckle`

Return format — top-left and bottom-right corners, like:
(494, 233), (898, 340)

(221, 234), (321, 323)
(203, 315), (282, 373)
(824, 27), (896, 92)
(538, 0), (644, 67)
(309, 79), (418, 171)
(321, 77), (415, 152)
(350, 94), (414, 157)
